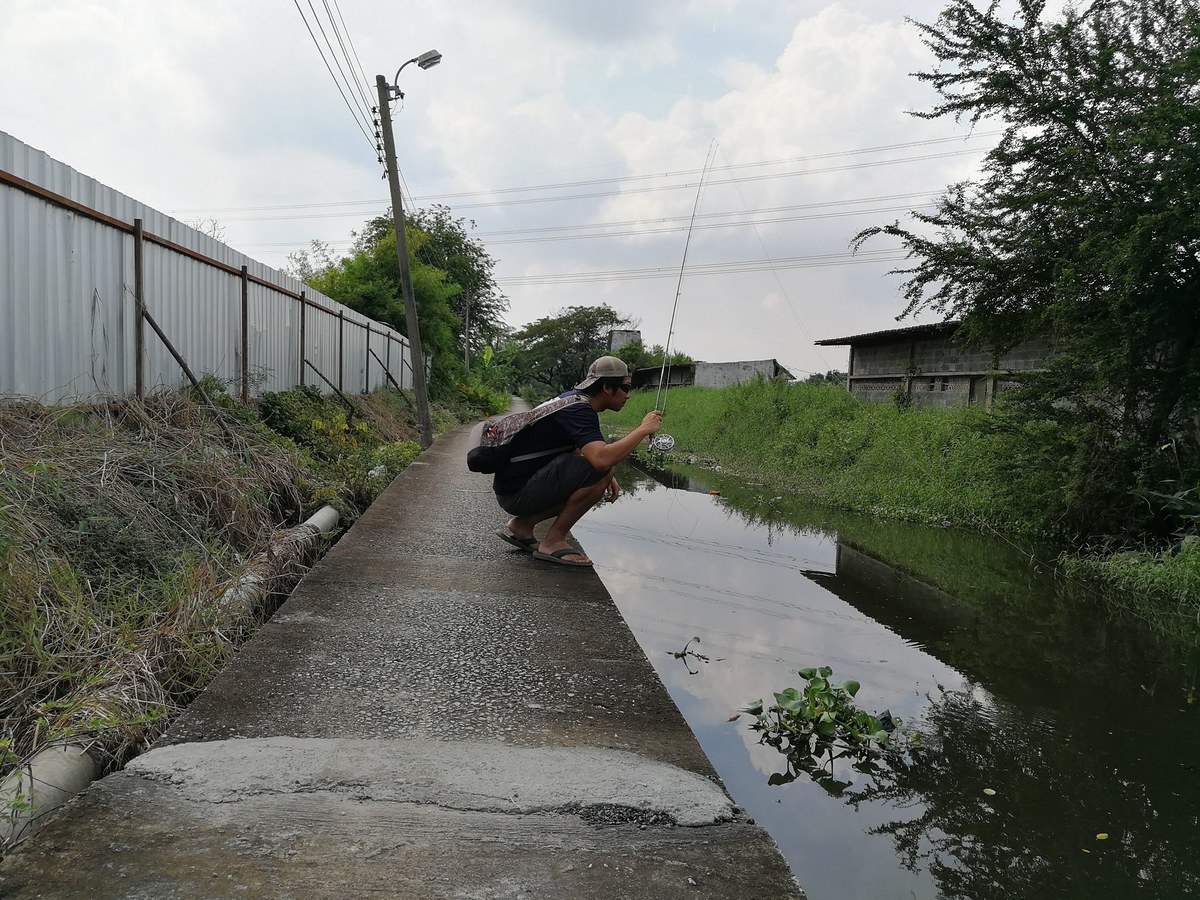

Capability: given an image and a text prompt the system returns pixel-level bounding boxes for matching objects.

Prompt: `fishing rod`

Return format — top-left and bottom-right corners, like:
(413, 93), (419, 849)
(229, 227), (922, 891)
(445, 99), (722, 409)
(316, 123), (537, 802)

(650, 139), (718, 454)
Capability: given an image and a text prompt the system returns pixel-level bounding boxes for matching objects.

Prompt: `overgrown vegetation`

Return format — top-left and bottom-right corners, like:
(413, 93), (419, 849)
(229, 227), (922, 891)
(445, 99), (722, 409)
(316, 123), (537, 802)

(851, 2), (1200, 549)
(0, 382), (470, 813)
(611, 380), (1037, 532)
(288, 206), (512, 405)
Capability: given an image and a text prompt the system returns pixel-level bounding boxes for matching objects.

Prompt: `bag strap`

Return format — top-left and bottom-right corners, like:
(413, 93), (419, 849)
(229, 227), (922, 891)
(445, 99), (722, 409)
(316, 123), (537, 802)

(509, 444), (573, 464)
(507, 394), (590, 463)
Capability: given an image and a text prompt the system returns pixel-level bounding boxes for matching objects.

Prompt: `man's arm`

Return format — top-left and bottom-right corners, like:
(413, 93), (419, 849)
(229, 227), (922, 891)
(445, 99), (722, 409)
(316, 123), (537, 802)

(580, 410), (662, 471)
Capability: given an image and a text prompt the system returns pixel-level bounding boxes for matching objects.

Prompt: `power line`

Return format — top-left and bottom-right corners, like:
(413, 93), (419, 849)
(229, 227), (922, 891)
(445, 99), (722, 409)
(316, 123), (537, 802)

(329, 0), (373, 95)
(304, 0), (373, 127)
(471, 191), (939, 237)
(439, 149), (985, 211)
(182, 147), (975, 222)
(714, 143), (831, 370)
(494, 248), (908, 286)
(168, 132), (993, 215)
(483, 203), (936, 246)
(291, 0), (376, 154)
(420, 132), (1001, 203)
(320, 0), (374, 117)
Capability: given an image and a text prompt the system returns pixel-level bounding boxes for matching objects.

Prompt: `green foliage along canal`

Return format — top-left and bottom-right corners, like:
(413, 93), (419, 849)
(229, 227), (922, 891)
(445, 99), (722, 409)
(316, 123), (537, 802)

(575, 459), (1200, 900)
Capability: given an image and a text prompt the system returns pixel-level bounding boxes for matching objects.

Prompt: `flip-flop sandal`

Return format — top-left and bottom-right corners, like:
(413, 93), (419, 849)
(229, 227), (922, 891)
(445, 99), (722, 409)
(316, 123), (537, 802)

(532, 548), (593, 568)
(496, 530), (537, 552)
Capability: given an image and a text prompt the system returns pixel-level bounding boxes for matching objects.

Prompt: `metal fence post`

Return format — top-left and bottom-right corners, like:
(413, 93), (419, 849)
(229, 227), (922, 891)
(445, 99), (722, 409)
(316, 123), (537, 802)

(240, 265), (249, 403)
(299, 291), (307, 387)
(134, 219), (145, 400)
(338, 310), (345, 392)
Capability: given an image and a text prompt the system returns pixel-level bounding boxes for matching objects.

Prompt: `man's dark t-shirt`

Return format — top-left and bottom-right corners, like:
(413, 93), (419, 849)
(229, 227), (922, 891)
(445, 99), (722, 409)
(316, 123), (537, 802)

(492, 391), (603, 496)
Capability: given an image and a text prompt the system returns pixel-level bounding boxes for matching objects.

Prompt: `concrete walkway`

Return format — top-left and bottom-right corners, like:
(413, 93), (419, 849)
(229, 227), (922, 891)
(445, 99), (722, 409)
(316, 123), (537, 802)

(0, 417), (802, 898)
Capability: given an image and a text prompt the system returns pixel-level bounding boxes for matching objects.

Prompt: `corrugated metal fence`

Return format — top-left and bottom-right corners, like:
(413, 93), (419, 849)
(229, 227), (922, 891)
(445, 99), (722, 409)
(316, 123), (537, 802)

(0, 130), (412, 405)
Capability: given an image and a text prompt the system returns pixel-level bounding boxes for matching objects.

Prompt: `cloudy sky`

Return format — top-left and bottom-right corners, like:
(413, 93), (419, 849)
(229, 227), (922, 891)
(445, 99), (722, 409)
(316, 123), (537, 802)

(1, 0), (1000, 377)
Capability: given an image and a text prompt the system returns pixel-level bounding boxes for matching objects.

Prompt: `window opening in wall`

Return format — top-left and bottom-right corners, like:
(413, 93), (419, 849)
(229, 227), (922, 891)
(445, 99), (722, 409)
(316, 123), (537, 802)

(939, 377), (949, 391)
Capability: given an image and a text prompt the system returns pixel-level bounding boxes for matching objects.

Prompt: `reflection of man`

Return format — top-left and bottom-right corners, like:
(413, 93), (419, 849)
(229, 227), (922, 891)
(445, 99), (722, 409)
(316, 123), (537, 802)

(493, 356), (663, 567)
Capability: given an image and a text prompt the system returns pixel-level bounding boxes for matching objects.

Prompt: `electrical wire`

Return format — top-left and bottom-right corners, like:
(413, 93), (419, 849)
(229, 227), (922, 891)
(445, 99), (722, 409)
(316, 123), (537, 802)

(291, 0), (376, 155)
(494, 248), (908, 286)
(481, 203), (937, 246)
(715, 143), (833, 370)
(167, 132), (994, 216)
(320, 0), (374, 117)
(303, 0), (373, 128)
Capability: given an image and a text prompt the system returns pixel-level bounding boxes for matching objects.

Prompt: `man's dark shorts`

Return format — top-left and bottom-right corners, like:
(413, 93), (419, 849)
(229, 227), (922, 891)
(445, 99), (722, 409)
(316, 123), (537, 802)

(496, 453), (608, 516)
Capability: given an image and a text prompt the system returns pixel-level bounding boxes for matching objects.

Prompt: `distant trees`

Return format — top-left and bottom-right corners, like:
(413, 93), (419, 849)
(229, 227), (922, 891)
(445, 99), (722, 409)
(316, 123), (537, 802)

(505, 307), (697, 396)
(806, 370), (846, 385)
(508, 305), (633, 395)
(612, 339), (694, 374)
(855, 0), (1200, 537)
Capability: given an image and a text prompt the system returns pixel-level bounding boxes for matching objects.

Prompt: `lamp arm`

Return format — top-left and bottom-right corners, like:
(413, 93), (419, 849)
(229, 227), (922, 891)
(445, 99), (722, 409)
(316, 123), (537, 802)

(392, 57), (418, 90)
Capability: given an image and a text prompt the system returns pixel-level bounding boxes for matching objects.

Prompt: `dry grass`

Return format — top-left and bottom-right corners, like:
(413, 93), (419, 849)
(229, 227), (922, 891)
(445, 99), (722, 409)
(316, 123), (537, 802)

(0, 392), (325, 781)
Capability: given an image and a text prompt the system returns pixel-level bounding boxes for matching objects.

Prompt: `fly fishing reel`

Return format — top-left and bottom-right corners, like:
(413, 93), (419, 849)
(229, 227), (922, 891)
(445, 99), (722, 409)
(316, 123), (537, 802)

(649, 433), (675, 453)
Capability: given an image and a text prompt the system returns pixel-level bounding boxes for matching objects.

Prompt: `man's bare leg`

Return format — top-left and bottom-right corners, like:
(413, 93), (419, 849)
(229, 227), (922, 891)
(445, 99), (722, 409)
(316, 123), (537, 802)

(533, 473), (613, 563)
(504, 505), (562, 543)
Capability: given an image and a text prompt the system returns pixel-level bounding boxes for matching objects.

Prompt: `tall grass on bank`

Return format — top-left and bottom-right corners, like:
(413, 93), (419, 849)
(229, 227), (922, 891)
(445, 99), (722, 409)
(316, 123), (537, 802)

(1061, 540), (1200, 630)
(0, 384), (447, 808)
(610, 379), (1037, 532)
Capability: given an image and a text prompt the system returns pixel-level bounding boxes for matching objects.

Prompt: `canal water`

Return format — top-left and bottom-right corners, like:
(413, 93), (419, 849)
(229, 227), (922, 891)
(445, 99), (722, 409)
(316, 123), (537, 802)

(574, 460), (1200, 900)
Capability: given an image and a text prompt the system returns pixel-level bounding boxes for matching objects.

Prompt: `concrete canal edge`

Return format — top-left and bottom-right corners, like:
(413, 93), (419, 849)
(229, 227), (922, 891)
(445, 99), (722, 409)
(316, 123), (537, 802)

(0, 423), (804, 898)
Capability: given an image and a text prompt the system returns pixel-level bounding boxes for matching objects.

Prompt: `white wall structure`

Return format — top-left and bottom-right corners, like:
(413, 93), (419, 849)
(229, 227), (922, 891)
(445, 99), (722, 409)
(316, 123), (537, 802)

(0, 130), (411, 404)
(695, 359), (792, 388)
(608, 329), (641, 353)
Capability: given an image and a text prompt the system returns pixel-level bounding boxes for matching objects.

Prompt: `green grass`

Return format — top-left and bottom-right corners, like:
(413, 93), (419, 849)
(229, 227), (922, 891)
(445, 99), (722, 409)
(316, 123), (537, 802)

(609, 379), (1035, 532)
(1060, 539), (1200, 633)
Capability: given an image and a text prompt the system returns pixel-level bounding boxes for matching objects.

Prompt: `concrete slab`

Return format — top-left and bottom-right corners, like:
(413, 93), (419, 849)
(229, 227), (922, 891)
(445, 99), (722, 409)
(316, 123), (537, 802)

(0, 415), (803, 898)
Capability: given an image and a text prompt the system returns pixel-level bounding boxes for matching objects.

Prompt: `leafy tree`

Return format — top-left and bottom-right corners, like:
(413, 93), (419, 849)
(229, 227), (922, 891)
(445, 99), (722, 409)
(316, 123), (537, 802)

(305, 216), (463, 398)
(805, 370), (847, 385)
(509, 305), (635, 395)
(613, 339), (694, 373)
(284, 240), (337, 283)
(854, 0), (1200, 537)
(407, 205), (509, 366)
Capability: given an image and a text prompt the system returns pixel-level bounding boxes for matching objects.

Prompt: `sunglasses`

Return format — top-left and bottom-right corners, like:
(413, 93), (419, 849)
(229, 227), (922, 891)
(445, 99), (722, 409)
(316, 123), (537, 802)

(616, 383), (633, 393)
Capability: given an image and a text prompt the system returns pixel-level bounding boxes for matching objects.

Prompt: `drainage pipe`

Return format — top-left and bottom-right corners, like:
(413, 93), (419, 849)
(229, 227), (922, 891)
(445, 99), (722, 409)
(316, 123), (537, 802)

(217, 504), (340, 617)
(0, 505), (339, 852)
(0, 744), (97, 852)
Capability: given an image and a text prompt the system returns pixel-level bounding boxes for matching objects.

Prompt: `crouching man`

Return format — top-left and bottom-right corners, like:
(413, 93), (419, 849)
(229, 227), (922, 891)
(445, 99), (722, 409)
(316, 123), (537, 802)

(494, 356), (663, 567)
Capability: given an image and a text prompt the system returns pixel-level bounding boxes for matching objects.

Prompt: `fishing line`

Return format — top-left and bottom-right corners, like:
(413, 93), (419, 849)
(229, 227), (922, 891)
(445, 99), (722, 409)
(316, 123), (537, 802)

(651, 139), (719, 455)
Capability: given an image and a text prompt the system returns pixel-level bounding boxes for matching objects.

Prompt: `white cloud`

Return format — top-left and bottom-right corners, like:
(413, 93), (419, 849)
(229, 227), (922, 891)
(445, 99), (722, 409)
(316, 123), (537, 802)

(0, 0), (987, 374)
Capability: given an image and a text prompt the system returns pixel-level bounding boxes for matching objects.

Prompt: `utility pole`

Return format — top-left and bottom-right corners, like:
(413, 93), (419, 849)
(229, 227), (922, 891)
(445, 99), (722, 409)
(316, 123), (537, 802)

(376, 74), (434, 448)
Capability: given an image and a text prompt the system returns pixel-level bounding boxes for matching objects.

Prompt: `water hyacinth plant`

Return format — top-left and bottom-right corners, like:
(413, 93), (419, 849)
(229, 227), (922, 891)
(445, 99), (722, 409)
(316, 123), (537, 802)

(742, 665), (919, 790)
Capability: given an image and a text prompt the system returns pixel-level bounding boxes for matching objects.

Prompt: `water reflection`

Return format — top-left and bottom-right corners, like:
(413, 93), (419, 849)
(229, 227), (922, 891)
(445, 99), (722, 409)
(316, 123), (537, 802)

(578, 458), (1200, 900)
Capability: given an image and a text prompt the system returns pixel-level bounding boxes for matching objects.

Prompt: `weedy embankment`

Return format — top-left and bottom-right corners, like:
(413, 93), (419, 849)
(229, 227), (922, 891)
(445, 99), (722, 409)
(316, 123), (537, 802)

(0, 384), (434, 810)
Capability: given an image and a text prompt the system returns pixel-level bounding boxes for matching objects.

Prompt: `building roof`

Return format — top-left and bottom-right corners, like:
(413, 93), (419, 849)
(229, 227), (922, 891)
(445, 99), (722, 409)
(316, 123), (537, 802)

(814, 321), (960, 347)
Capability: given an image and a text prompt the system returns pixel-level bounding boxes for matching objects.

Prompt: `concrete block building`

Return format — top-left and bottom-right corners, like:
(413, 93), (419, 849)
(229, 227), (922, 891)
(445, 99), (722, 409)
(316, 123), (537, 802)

(630, 359), (793, 391)
(815, 322), (1051, 408)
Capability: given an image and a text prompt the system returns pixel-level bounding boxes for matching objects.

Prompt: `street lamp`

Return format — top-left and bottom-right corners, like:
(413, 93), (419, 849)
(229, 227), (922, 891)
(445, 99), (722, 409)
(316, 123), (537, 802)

(375, 49), (441, 448)
(394, 50), (442, 90)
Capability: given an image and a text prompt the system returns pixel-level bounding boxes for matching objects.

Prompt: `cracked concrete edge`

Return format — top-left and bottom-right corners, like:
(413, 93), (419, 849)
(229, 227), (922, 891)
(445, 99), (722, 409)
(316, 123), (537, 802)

(126, 736), (736, 827)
